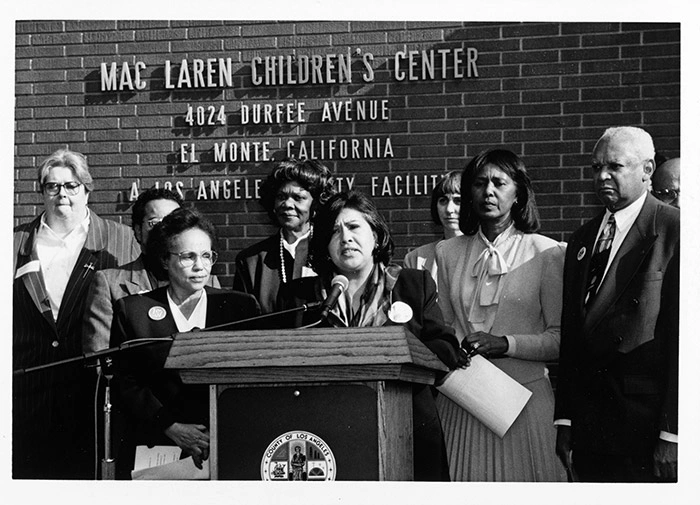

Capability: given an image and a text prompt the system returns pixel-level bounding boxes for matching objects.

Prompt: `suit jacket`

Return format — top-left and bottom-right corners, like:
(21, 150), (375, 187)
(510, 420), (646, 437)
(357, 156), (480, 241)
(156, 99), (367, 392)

(111, 286), (261, 445)
(13, 211), (140, 478)
(554, 194), (680, 456)
(233, 233), (309, 315)
(286, 267), (463, 371)
(436, 232), (566, 385)
(403, 239), (440, 286)
(285, 267), (462, 481)
(82, 255), (221, 354)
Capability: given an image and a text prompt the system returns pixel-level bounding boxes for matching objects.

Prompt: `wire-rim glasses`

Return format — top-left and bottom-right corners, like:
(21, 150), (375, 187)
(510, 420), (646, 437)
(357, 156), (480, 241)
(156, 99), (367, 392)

(168, 250), (218, 267)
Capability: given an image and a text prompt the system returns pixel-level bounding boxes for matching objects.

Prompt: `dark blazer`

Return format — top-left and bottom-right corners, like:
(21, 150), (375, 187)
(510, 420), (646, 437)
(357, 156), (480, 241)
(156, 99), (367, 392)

(233, 233), (308, 317)
(286, 267), (462, 481)
(111, 286), (261, 446)
(12, 211), (139, 479)
(554, 194), (680, 457)
(82, 255), (221, 354)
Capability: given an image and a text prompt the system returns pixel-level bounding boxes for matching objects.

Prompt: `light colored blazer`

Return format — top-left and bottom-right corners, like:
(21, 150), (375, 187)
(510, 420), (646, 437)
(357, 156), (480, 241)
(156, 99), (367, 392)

(403, 240), (440, 286)
(83, 255), (221, 353)
(436, 232), (566, 384)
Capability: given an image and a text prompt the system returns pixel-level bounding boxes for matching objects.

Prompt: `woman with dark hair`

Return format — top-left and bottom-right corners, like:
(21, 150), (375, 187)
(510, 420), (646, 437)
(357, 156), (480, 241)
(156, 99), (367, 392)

(233, 158), (335, 316)
(286, 191), (469, 481)
(403, 170), (462, 284)
(111, 208), (260, 477)
(435, 148), (567, 481)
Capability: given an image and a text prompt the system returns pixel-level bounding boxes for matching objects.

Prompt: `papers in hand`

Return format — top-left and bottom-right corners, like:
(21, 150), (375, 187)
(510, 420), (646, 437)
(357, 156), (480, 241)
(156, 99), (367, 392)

(437, 354), (532, 438)
(131, 445), (210, 480)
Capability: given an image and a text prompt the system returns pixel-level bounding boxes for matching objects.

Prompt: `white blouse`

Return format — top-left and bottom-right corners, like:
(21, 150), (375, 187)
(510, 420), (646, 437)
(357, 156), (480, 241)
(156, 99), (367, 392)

(167, 289), (208, 332)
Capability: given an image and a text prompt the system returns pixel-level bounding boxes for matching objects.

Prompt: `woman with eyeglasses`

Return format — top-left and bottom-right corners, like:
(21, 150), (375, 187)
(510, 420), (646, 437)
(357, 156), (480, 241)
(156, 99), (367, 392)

(110, 207), (260, 477)
(13, 148), (139, 479)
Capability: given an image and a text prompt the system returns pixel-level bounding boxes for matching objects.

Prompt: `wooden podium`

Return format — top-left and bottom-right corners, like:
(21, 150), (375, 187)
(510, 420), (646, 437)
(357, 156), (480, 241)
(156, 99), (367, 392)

(164, 326), (448, 481)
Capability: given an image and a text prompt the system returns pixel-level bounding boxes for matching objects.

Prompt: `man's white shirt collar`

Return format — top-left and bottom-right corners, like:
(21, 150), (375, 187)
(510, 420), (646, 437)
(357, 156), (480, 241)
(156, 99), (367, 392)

(598, 191), (647, 280)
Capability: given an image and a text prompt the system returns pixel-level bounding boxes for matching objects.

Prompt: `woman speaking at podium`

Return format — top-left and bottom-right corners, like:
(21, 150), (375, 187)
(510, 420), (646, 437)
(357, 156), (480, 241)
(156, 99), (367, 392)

(110, 208), (260, 477)
(283, 191), (469, 481)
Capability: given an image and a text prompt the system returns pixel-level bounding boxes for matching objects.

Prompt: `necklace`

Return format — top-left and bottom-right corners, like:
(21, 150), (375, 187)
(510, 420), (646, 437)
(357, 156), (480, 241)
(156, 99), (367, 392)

(279, 227), (313, 284)
(279, 235), (288, 284)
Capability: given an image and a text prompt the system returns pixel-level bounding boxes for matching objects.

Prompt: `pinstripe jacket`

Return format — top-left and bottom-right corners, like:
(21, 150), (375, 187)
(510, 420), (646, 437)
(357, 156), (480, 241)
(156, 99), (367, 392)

(13, 210), (140, 478)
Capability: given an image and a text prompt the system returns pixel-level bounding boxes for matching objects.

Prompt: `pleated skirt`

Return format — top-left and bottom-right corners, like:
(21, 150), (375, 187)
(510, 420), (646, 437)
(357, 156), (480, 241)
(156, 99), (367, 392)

(436, 374), (567, 482)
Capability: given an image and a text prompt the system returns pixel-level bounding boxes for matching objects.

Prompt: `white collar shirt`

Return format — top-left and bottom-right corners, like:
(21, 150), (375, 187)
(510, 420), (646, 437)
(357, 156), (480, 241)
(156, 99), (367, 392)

(281, 229), (311, 259)
(596, 191), (647, 281)
(33, 209), (91, 320)
(167, 288), (208, 332)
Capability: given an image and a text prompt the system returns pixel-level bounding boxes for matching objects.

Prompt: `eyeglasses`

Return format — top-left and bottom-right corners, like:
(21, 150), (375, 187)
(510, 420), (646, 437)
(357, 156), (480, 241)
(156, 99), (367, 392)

(651, 188), (680, 203)
(168, 250), (218, 267)
(146, 218), (163, 229)
(42, 181), (83, 196)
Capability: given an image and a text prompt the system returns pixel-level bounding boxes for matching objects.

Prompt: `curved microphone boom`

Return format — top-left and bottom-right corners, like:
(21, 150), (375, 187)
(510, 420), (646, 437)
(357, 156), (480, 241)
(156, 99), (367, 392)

(320, 275), (349, 318)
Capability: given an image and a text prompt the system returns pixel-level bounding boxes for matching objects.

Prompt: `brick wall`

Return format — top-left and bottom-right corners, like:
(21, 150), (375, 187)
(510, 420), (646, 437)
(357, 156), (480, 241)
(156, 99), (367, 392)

(14, 21), (681, 287)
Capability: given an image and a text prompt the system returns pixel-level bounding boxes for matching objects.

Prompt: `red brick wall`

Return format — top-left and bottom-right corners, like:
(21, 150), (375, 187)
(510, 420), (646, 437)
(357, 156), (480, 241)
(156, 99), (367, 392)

(14, 21), (680, 286)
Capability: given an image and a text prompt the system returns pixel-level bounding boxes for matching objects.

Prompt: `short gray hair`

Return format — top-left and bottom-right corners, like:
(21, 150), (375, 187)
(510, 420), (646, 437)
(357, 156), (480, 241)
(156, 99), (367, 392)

(594, 126), (656, 163)
(37, 148), (94, 192)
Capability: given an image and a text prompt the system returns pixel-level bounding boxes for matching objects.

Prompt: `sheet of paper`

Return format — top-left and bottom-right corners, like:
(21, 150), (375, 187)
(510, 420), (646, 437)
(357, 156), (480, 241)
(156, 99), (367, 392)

(437, 354), (532, 438)
(132, 445), (210, 480)
(133, 445), (182, 471)
(132, 455), (210, 480)
(15, 260), (41, 278)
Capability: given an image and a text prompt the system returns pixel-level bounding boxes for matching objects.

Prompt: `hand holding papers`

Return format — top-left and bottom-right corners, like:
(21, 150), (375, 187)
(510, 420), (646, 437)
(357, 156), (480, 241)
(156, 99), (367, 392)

(131, 445), (210, 480)
(436, 354), (532, 438)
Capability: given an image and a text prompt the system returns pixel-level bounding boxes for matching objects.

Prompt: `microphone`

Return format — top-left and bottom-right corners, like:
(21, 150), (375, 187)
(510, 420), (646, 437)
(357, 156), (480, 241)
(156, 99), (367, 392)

(320, 275), (349, 319)
(193, 301), (322, 332)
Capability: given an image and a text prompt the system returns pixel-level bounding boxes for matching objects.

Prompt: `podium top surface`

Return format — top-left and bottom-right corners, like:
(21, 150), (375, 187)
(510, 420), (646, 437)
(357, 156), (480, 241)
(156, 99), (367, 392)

(164, 326), (449, 384)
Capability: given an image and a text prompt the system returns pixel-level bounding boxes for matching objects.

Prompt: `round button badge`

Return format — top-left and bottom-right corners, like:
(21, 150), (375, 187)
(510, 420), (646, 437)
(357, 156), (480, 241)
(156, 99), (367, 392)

(148, 306), (167, 321)
(577, 246), (586, 261)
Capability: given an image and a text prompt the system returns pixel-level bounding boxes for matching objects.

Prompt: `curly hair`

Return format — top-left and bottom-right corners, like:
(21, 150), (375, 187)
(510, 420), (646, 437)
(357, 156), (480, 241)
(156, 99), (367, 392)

(459, 148), (540, 235)
(259, 158), (335, 225)
(309, 191), (394, 278)
(145, 207), (218, 278)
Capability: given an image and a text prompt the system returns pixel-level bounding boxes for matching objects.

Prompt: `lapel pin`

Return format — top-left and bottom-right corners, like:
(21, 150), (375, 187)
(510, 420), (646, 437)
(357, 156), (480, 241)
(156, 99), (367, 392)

(577, 247), (586, 261)
(82, 261), (96, 278)
(148, 306), (167, 321)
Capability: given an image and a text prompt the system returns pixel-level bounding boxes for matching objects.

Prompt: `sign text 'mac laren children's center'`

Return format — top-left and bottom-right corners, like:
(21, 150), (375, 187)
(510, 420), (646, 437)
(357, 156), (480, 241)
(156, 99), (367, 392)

(100, 47), (479, 90)
(99, 46), (481, 201)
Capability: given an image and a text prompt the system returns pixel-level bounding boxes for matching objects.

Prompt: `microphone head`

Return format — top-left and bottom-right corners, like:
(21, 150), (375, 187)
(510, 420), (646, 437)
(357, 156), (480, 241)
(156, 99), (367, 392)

(330, 274), (349, 292)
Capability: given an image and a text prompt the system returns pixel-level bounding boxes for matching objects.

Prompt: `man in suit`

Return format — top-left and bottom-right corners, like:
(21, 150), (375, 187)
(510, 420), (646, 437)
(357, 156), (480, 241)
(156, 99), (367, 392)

(83, 187), (218, 355)
(554, 127), (679, 482)
(13, 148), (140, 479)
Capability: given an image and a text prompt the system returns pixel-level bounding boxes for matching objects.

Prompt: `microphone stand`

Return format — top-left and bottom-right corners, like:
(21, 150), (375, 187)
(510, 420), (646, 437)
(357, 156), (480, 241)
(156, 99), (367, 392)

(195, 301), (322, 332)
(101, 357), (116, 480)
(13, 338), (171, 481)
(12, 301), (325, 480)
